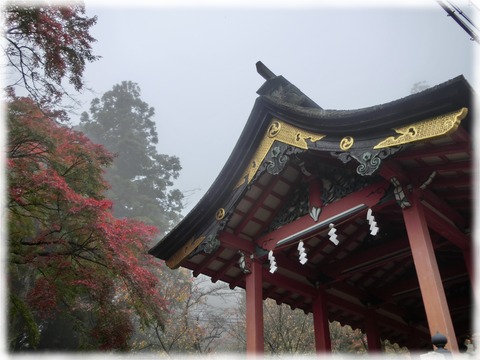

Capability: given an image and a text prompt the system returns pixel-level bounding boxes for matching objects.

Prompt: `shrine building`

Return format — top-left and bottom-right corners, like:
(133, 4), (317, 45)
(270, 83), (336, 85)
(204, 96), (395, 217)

(149, 62), (474, 354)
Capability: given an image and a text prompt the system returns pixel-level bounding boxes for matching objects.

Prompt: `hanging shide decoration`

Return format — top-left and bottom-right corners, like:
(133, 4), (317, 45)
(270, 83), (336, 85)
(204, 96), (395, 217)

(268, 250), (277, 273)
(297, 240), (308, 265)
(328, 223), (339, 245)
(367, 208), (379, 236)
(268, 204), (380, 274)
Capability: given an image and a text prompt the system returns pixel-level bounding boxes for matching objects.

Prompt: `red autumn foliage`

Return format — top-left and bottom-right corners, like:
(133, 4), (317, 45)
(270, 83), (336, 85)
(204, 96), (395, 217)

(4, 2), (99, 119)
(8, 94), (167, 350)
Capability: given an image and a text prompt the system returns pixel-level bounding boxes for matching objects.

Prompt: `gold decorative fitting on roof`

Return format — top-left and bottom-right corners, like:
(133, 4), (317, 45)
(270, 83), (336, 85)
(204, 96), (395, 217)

(373, 107), (468, 149)
(340, 136), (354, 150)
(166, 235), (205, 269)
(236, 118), (325, 187)
(215, 208), (225, 221)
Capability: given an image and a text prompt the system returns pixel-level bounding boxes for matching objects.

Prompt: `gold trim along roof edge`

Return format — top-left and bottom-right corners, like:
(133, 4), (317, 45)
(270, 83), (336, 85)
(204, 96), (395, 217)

(373, 107), (468, 150)
(166, 235), (205, 269)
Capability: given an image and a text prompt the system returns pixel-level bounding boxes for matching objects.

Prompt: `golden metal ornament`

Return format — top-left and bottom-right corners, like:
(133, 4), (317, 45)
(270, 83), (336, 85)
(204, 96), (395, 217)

(215, 208), (225, 221)
(236, 118), (325, 187)
(373, 108), (468, 149)
(340, 136), (354, 150)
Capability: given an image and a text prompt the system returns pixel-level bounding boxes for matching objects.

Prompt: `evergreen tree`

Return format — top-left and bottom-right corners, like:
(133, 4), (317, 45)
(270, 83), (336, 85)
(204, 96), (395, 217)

(79, 83), (235, 355)
(79, 81), (183, 234)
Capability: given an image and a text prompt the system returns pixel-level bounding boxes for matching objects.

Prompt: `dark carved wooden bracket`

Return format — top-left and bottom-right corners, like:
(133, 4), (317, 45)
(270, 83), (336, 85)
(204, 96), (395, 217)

(331, 146), (402, 176)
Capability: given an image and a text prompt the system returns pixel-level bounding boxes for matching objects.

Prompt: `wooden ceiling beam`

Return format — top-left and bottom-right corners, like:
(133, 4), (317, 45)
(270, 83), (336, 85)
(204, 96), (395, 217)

(219, 231), (255, 253)
(405, 160), (471, 174)
(324, 235), (410, 277)
(193, 245), (226, 277)
(370, 257), (413, 290)
(263, 270), (316, 298)
(420, 188), (467, 229)
(211, 253), (241, 283)
(373, 260), (468, 300)
(309, 222), (367, 266)
(421, 201), (470, 249)
(250, 175), (299, 238)
(431, 174), (470, 188)
(235, 176), (284, 236)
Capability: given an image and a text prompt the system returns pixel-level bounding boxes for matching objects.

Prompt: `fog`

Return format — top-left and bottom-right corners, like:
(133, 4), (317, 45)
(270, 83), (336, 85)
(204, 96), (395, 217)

(78, 0), (477, 214)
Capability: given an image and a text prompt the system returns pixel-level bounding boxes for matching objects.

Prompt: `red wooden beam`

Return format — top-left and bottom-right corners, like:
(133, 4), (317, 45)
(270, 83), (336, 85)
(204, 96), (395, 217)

(420, 188), (467, 229)
(421, 202), (469, 250)
(257, 180), (390, 251)
(210, 253), (241, 283)
(218, 231), (255, 253)
(193, 246), (225, 277)
(379, 160), (410, 184)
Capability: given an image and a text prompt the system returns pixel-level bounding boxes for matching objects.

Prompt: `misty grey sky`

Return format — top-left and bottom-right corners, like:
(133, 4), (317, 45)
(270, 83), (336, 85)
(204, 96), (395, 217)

(78, 1), (477, 215)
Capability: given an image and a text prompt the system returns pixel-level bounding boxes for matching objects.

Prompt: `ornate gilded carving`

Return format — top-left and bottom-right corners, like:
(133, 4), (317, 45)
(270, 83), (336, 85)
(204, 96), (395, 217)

(340, 136), (354, 150)
(374, 108), (468, 149)
(236, 119), (325, 187)
(215, 208), (225, 221)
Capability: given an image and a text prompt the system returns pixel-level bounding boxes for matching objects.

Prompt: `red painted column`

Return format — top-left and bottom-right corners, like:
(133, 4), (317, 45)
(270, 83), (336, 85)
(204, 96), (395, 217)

(245, 259), (264, 355)
(402, 191), (459, 352)
(312, 287), (331, 353)
(365, 309), (382, 352)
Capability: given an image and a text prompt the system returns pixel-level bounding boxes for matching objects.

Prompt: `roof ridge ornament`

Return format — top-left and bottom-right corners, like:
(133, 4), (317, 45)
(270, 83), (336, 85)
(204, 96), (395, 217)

(256, 61), (276, 80)
(236, 118), (325, 187)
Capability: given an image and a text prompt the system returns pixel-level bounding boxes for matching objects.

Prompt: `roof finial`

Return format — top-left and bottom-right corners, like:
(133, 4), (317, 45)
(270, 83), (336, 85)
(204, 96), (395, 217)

(256, 61), (276, 80)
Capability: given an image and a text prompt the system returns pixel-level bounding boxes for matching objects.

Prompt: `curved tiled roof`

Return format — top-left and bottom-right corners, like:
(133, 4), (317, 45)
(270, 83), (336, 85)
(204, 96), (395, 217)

(150, 68), (472, 259)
